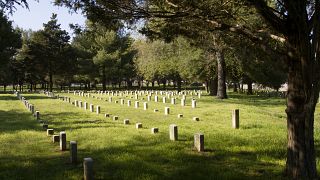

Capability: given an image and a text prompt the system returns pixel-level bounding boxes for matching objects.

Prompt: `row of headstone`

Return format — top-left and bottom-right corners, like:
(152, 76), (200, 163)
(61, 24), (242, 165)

(71, 89), (201, 108)
(17, 92), (94, 180)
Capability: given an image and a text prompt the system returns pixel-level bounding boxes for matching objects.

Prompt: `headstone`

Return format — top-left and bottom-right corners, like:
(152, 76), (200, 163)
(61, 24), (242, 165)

(109, 97), (112, 103)
(120, 99), (124, 105)
(90, 104), (94, 112)
(135, 101), (139, 108)
(171, 98), (176, 105)
(113, 116), (119, 121)
(163, 97), (166, 103)
(53, 135), (59, 143)
(35, 111), (40, 120)
(194, 133), (204, 152)
(115, 100), (118, 104)
(60, 132), (67, 151)
(169, 124), (178, 141)
(165, 107), (170, 115)
(83, 158), (94, 180)
(47, 129), (54, 136)
(124, 119), (130, 125)
(136, 123), (142, 129)
(127, 100), (131, 106)
(147, 96), (151, 101)
(84, 102), (88, 110)
(181, 99), (186, 106)
(232, 109), (239, 129)
(96, 106), (100, 114)
(105, 113), (110, 118)
(79, 101), (83, 108)
(177, 114), (183, 118)
(70, 141), (77, 164)
(154, 109), (158, 112)
(143, 102), (148, 110)
(151, 127), (159, 134)
(192, 99), (197, 108)
(193, 117), (200, 121)
(75, 100), (78, 107)
(154, 95), (158, 102)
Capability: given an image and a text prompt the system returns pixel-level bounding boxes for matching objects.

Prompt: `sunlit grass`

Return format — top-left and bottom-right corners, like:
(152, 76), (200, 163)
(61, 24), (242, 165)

(0, 91), (319, 179)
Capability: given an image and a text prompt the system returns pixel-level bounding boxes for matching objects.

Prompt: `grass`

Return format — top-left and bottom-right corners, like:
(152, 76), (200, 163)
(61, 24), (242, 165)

(0, 91), (319, 179)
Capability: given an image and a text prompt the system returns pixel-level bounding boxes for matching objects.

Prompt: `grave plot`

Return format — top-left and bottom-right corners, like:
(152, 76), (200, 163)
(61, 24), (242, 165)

(0, 92), (309, 179)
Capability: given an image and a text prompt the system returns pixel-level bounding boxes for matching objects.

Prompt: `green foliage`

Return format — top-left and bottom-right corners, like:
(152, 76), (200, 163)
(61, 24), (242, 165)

(0, 11), (21, 85)
(134, 37), (203, 83)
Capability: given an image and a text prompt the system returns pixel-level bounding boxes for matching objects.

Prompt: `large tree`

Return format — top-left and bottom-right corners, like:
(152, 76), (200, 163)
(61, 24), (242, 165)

(56, 0), (320, 179)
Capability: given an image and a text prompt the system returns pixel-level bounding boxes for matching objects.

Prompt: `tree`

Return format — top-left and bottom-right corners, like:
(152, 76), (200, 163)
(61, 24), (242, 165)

(0, 11), (21, 90)
(56, 0), (320, 178)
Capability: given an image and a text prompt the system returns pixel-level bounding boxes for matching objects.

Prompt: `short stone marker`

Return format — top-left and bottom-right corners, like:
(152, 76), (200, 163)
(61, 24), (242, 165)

(84, 102), (88, 110)
(181, 99), (186, 106)
(171, 98), (176, 105)
(35, 111), (40, 120)
(109, 97), (112, 102)
(90, 104), (94, 112)
(165, 107), (170, 115)
(163, 97), (166, 103)
(60, 131), (67, 151)
(194, 133), (204, 152)
(74, 100), (78, 107)
(136, 123), (142, 129)
(96, 106), (100, 114)
(120, 99), (124, 105)
(127, 100), (131, 106)
(115, 100), (118, 104)
(135, 101), (139, 108)
(70, 141), (77, 164)
(124, 119), (130, 125)
(52, 135), (59, 143)
(105, 113), (110, 118)
(169, 124), (178, 141)
(232, 109), (240, 129)
(154, 109), (159, 112)
(192, 99), (197, 108)
(154, 95), (158, 102)
(113, 116), (119, 121)
(151, 127), (159, 134)
(147, 96), (151, 101)
(177, 114), (183, 118)
(193, 117), (200, 121)
(83, 158), (94, 180)
(143, 102), (148, 110)
(47, 129), (54, 136)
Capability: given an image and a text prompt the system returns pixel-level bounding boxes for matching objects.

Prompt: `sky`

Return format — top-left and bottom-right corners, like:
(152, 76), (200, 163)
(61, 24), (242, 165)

(8, 0), (86, 37)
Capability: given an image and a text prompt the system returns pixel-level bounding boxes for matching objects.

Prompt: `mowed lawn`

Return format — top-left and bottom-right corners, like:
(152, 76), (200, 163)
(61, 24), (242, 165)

(1, 91), (320, 180)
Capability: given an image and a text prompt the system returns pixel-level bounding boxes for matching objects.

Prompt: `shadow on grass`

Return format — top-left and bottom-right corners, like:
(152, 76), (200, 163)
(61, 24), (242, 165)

(0, 94), (19, 101)
(77, 134), (288, 180)
(0, 110), (41, 133)
(200, 93), (286, 107)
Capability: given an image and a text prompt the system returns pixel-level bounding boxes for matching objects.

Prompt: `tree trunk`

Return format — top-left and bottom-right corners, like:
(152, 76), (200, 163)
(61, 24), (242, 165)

(102, 66), (107, 91)
(247, 81), (253, 95)
(233, 82), (238, 92)
(177, 77), (182, 92)
(152, 81), (155, 88)
(209, 77), (218, 96)
(216, 50), (227, 99)
(285, 56), (318, 179)
(4, 84), (6, 92)
(49, 72), (53, 92)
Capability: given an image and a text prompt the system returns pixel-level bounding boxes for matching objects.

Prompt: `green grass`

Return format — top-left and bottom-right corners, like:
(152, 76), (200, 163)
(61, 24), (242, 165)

(0, 91), (319, 179)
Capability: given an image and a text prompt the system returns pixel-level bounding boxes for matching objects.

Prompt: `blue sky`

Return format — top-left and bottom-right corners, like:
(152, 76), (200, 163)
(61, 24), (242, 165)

(8, 0), (86, 37)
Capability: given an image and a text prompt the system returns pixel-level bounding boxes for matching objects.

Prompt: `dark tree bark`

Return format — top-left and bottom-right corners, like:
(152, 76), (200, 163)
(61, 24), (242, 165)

(102, 65), (107, 91)
(209, 77), (218, 96)
(177, 76), (182, 92)
(233, 82), (238, 92)
(216, 50), (227, 99)
(151, 81), (155, 88)
(247, 81), (253, 95)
